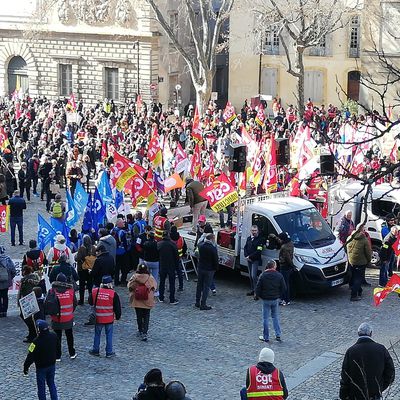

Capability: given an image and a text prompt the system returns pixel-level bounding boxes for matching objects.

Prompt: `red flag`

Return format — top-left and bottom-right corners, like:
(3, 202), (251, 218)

(175, 143), (189, 174)
(148, 125), (162, 167)
(241, 126), (253, 145)
(190, 143), (202, 179)
(0, 127), (10, 151)
(191, 106), (203, 142)
(255, 103), (265, 127)
(67, 93), (76, 112)
(136, 95), (142, 115)
(373, 274), (400, 306)
(263, 137), (277, 192)
(223, 101), (237, 124)
(111, 151), (139, 190)
(101, 141), (108, 162)
(392, 236), (400, 256)
(350, 147), (365, 175)
(15, 102), (22, 120)
(0, 205), (10, 232)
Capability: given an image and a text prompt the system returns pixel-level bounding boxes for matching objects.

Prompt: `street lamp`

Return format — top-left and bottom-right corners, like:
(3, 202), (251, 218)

(133, 41), (140, 96)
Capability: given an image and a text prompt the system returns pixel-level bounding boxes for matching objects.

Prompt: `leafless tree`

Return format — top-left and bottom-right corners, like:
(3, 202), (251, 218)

(146, 0), (234, 114)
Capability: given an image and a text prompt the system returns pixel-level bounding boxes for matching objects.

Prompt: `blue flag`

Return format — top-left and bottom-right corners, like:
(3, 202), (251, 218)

(37, 214), (57, 250)
(92, 188), (106, 232)
(74, 182), (89, 218)
(66, 190), (79, 228)
(115, 190), (124, 211)
(97, 171), (113, 205)
(50, 217), (70, 244)
(82, 193), (93, 232)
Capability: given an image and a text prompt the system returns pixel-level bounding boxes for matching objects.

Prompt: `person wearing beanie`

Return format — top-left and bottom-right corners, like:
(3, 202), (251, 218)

(165, 381), (192, 400)
(48, 253), (79, 286)
(23, 319), (59, 400)
(340, 322), (395, 400)
(133, 368), (167, 400)
(22, 239), (48, 279)
(240, 347), (288, 400)
(91, 245), (115, 288)
(88, 275), (121, 357)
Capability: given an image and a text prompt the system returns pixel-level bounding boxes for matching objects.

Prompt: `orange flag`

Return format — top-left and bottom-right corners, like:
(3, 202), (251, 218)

(164, 173), (184, 193)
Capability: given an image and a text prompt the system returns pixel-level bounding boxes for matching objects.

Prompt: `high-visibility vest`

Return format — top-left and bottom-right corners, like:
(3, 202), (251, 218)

(26, 251), (45, 270)
(93, 288), (115, 324)
(153, 216), (167, 241)
(173, 236), (184, 258)
(51, 288), (74, 324)
(246, 366), (284, 399)
(52, 247), (70, 264)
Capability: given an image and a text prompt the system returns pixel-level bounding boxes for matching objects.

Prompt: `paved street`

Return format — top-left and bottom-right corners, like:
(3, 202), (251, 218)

(2, 195), (400, 399)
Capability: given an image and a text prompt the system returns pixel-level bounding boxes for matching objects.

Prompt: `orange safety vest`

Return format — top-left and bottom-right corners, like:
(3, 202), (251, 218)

(93, 288), (115, 324)
(153, 215), (167, 241)
(51, 288), (74, 324)
(246, 366), (284, 399)
(173, 236), (184, 258)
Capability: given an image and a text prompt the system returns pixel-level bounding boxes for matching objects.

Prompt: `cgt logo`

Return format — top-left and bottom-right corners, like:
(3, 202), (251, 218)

(256, 372), (272, 385)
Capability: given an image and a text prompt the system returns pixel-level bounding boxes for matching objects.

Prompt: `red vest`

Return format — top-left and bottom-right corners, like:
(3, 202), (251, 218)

(26, 251), (45, 270)
(93, 288), (115, 324)
(173, 236), (184, 258)
(53, 247), (70, 264)
(247, 366), (284, 400)
(51, 288), (74, 324)
(153, 216), (167, 241)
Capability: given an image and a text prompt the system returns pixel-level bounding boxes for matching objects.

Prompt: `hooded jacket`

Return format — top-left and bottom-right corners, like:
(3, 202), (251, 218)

(128, 272), (157, 309)
(346, 231), (372, 266)
(99, 234), (117, 261)
(0, 253), (16, 290)
(18, 272), (40, 300)
(47, 242), (75, 265)
(49, 280), (77, 330)
(91, 251), (115, 287)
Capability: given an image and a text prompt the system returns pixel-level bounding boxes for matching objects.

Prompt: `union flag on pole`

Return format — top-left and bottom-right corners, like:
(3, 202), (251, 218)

(255, 103), (266, 127)
(136, 95), (143, 115)
(66, 93), (76, 112)
(164, 173), (185, 193)
(0, 205), (9, 232)
(191, 106), (203, 142)
(190, 143), (202, 179)
(146, 168), (157, 208)
(0, 127), (10, 151)
(373, 274), (400, 306)
(148, 125), (163, 168)
(223, 101), (237, 124)
(175, 143), (189, 174)
(199, 174), (238, 213)
(263, 137), (278, 193)
(111, 152), (141, 191)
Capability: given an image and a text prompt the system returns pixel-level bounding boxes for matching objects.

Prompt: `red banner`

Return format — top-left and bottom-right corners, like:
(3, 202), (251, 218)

(199, 174), (238, 213)
(223, 101), (237, 124)
(148, 125), (162, 167)
(255, 103), (265, 127)
(190, 143), (202, 179)
(0, 205), (9, 232)
(191, 106), (203, 142)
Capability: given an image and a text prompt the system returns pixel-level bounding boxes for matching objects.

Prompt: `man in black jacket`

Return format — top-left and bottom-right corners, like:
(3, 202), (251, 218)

(8, 190), (26, 246)
(244, 225), (264, 297)
(340, 322), (395, 400)
(379, 226), (398, 287)
(91, 245), (115, 287)
(23, 320), (59, 400)
(255, 260), (286, 342)
(157, 232), (179, 305)
(195, 233), (218, 310)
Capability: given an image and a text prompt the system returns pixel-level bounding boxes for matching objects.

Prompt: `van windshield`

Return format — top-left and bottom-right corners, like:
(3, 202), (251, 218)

(274, 208), (336, 248)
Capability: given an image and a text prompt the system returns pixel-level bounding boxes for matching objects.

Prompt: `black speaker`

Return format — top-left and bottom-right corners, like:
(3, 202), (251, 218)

(320, 154), (335, 174)
(276, 138), (290, 166)
(230, 144), (247, 172)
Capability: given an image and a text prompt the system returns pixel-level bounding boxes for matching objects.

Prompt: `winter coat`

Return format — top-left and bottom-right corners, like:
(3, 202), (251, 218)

(143, 239), (159, 262)
(91, 251), (115, 287)
(18, 272), (40, 300)
(49, 280), (77, 330)
(198, 240), (219, 272)
(186, 180), (207, 207)
(49, 261), (79, 284)
(346, 231), (372, 266)
(337, 216), (355, 244)
(244, 235), (265, 265)
(157, 239), (179, 270)
(0, 254), (16, 290)
(128, 273), (157, 309)
(255, 269), (286, 301)
(340, 337), (395, 400)
(379, 232), (398, 262)
(75, 245), (97, 272)
(279, 241), (295, 271)
(99, 234), (117, 261)
(47, 243), (75, 265)
(133, 385), (167, 400)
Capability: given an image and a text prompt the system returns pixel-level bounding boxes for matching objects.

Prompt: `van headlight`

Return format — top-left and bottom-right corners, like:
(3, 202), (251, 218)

(295, 255), (319, 264)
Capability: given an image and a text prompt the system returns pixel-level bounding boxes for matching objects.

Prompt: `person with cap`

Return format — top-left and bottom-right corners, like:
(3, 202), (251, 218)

(8, 189), (27, 246)
(47, 272), (77, 360)
(91, 244), (115, 288)
(0, 246), (16, 317)
(244, 225), (265, 297)
(127, 264), (157, 341)
(185, 178), (208, 231)
(195, 233), (218, 310)
(47, 234), (75, 266)
(23, 319), (59, 400)
(240, 347), (288, 400)
(50, 194), (66, 220)
(133, 368), (167, 400)
(340, 322), (395, 400)
(165, 381), (192, 400)
(157, 231), (180, 305)
(153, 207), (171, 242)
(256, 259), (286, 342)
(89, 275), (122, 358)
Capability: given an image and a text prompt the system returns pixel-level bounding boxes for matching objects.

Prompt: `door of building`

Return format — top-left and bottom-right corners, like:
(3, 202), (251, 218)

(8, 56), (28, 96)
(347, 71), (360, 101)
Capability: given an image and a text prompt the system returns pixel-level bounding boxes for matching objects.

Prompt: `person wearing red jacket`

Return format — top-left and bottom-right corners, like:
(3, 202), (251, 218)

(89, 275), (121, 358)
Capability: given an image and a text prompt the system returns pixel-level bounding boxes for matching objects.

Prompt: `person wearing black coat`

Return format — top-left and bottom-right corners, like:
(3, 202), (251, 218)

(195, 233), (219, 310)
(340, 322), (395, 400)
(133, 368), (167, 400)
(91, 246), (115, 287)
(157, 233), (179, 304)
(379, 226), (398, 287)
(18, 162), (31, 201)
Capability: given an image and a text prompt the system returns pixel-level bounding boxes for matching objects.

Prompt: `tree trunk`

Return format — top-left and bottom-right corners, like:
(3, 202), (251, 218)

(295, 47), (305, 117)
(194, 70), (213, 115)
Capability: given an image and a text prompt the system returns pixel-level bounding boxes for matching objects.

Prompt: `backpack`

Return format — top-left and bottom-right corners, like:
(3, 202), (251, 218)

(44, 289), (60, 316)
(82, 252), (96, 270)
(51, 202), (63, 218)
(134, 281), (150, 301)
(0, 264), (8, 283)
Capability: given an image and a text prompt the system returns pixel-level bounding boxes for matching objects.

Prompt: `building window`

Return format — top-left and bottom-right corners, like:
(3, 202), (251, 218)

(104, 67), (119, 100)
(349, 15), (360, 58)
(59, 64), (72, 96)
(309, 36), (327, 57)
(169, 12), (179, 38)
(263, 26), (280, 55)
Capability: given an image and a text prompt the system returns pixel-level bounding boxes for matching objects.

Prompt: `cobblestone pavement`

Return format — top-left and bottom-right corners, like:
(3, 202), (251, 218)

(2, 194), (400, 400)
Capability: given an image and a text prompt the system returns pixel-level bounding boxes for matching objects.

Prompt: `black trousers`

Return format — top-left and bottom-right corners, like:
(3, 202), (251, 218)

(159, 267), (176, 303)
(135, 308), (150, 334)
(20, 313), (37, 340)
(19, 183), (31, 201)
(0, 288), (9, 314)
(78, 270), (93, 303)
(115, 253), (128, 284)
(54, 328), (75, 358)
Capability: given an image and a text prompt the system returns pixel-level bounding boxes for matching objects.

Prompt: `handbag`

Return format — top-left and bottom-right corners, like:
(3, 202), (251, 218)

(87, 288), (100, 325)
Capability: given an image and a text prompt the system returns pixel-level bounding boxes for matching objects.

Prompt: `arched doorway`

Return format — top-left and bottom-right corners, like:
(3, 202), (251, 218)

(8, 56), (28, 96)
(347, 71), (360, 102)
